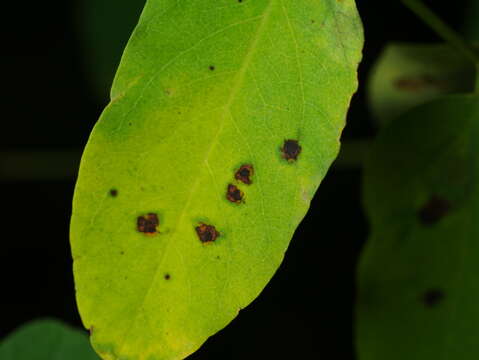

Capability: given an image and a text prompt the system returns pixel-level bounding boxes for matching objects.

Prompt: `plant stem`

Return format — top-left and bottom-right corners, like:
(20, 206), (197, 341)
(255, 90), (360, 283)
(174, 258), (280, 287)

(401, 0), (479, 65)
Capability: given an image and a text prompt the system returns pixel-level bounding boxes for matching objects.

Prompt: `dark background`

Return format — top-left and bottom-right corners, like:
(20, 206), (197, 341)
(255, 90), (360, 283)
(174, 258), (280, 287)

(0, 0), (472, 358)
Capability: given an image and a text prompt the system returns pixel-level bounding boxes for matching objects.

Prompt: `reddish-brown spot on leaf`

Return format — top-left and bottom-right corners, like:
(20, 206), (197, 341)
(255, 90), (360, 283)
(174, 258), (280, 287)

(235, 164), (254, 185)
(281, 139), (302, 162)
(418, 196), (451, 225)
(137, 213), (160, 235)
(195, 223), (220, 243)
(109, 189), (118, 197)
(226, 184), (244, 203)
(394, 75), (445, 92)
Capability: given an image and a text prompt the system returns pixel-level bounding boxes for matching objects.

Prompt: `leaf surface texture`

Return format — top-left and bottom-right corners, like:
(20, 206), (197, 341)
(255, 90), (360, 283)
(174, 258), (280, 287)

(71, 1), (363, 359)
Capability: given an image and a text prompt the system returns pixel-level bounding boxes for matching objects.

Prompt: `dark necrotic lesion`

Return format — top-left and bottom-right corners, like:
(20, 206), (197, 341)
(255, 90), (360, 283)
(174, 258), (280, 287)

(418, 196), (451, 225)
(195, 223), (220, 243)
(137, 213), (159, 234)
(281, 139), (301, 162)
(226, 184), (244, 203)
(422, 288), (445, 307)
(235, 164), (254, 185)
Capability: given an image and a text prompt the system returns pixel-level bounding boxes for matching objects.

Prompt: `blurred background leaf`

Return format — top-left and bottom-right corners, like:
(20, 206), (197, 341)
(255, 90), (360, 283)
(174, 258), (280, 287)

(357, 95), (479, 360)
(0, 318), (99, 359)
(367, 42), (475, 126)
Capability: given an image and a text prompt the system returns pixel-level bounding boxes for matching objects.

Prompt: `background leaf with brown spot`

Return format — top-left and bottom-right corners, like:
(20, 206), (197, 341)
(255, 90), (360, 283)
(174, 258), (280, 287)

(357, 95), (479, 360)
(367, 43), (475, 126)
(70, 1), (363, 359)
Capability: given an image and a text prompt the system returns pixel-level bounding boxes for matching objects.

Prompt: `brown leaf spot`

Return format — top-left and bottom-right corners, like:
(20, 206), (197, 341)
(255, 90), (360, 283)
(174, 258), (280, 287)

(137, 213), (160, 235)
(418, 196), (451, 225)
(195, 223), (220, 243)
(209, 65), (215, 71)
(226, 184), (244, 203)
(422, 289), (445, 307)
(394, 75), (444, 92)
(281, 139), (302, 162)
(109, 189), (118, 197)
(235, 164), (254, 185)
(164, 273), (171, 280)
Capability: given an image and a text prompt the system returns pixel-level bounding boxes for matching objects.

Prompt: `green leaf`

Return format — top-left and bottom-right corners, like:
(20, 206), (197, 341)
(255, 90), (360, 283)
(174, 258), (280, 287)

(357, 95), (479, 360)
(0, 319), (99, 359)
(367, 43), (475, 125)
(71, 1), (363, 359)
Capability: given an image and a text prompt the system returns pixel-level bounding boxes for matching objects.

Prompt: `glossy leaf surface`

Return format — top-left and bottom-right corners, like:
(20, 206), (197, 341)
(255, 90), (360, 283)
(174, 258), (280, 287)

(367, 43), (474, 125)
(0, 319), (99, 360)
(358, 95), (479, 360)
(71, 1), (363, 359)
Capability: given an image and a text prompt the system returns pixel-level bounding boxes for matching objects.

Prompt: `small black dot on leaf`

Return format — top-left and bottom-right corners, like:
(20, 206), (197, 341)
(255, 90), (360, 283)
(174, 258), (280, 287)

(209, 65), (215, 71)
(164, 273), (171, 280)
(109, 189), (118, 197)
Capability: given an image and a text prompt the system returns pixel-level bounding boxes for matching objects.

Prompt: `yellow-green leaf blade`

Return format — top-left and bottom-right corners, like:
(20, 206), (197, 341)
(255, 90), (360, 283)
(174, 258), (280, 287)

(71, 1), (363, 359)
